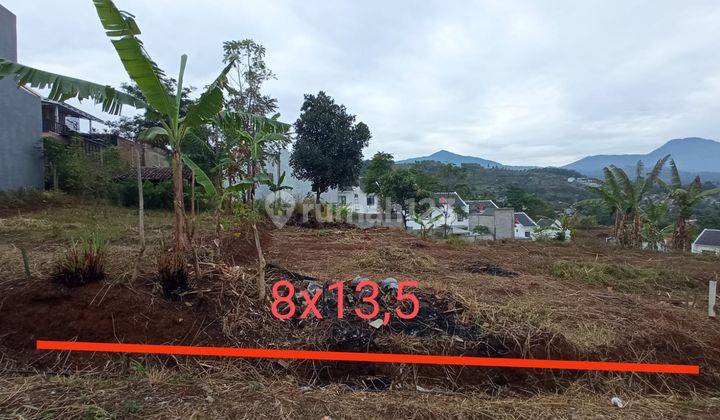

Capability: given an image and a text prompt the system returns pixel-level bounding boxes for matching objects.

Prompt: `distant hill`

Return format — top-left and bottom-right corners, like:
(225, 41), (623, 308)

(563, 137), (720, 182)
(397, 150), (505, 168)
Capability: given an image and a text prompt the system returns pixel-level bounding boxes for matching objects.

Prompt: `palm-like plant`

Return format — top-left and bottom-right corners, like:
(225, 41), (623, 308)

(664, 160), (720, 251)
(587, 167), (628, 242)
(608, 156), (669, 247)
(588, 156), (668, 247)
(0, 0), (234, 257)
(640, 201), (671, 251)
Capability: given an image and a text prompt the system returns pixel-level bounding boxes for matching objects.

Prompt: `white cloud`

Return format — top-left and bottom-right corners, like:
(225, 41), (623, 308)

(4, 0), (720, 166)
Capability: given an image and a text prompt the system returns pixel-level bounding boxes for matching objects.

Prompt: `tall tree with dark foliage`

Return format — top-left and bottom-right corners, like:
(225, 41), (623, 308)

(290, 91), (371, 202)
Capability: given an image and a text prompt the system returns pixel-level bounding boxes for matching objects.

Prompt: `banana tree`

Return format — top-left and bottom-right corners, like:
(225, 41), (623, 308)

(608, 156), (669, 248)
(640, 201), (671, 251)
(265, 171), (293, 216)
(663, 160), (720, 251)
(0, 0), (234, 256)
(587, 167), (627, 242)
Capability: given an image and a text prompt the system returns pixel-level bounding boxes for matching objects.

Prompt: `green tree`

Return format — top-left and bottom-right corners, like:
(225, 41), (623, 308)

(362, 152), (394, 195)
(185, 112), (290, 300)
(222, 39), (278, 117)
(290, 91), (371, 202)
(664, 160), (720, 251)
(378, 169), (427, 229)
(503, 186), (553, 219)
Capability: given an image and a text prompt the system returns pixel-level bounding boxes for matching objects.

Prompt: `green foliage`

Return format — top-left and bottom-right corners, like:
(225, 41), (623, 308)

(574, 198), (613, 225)
(44, 138), (128, 197)
(472, 225), (491, 235)
(503, 186), (554, 219)
(290, 91), (371, 201)
(378, 168), (429, 227)
(52, 233), (108, 287)
(400, 161), (587, 214)
(222, 39), (278, 116)
(362, 152), (394, 195)
(0, 189), (68, 209)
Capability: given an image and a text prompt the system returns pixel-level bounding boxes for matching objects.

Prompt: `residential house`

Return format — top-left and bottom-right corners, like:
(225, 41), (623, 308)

(42, 99), (170, 169)
(256, 147), (338, 203)
(406, 192), (471, 234)
(692, 229), (720, 255)
(467, 199), (516, 239)
(0, 5), (43, 191)
(338, 186), (379, 214)
(514, 212), (538, 239)
(533, 218), (571, 242)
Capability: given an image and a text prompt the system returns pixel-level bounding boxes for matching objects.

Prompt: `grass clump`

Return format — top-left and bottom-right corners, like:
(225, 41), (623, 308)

(550, 260), (696, 293)
(51, 233), (107, 287)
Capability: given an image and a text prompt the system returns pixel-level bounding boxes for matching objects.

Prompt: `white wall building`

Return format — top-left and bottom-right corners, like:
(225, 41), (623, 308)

(337, 186), (379, 215)
(514, 212), (537, 239)
(406, 192), (470, 234)
(256, 148), (338, 203)
(692, 229), (720, 255)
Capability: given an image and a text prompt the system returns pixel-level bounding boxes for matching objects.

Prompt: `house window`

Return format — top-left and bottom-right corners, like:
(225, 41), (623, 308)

(367, 195), (375, 206)
(339, 196), (347, 205)
(525, 231), (531, 238)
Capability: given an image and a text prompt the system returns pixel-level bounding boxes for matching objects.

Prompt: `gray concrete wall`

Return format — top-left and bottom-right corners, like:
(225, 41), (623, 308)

(469, 214), (495, 234)
(493, 208), (515, 239)
(0, 5), (44, 191)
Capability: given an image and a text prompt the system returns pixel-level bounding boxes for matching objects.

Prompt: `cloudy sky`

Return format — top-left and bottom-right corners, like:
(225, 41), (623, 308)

(5, 0), (720, 166)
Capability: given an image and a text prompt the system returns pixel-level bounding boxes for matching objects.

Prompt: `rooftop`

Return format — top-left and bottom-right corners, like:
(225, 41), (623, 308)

(432, 192), (467, 207)
(694, 229), (720, 247)
(42, 99), (105, 123)
(467, 199), (499, 214)
(514, 212), (538, 227)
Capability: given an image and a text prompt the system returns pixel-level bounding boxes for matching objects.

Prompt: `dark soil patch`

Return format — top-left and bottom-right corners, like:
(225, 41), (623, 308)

(0, 279), (225, 368)
(467, 262), (519, 277)
(296, 220), (357, 230)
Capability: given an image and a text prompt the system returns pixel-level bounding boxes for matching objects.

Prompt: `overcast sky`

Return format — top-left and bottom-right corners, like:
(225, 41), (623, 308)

(5, 0), (720, 166)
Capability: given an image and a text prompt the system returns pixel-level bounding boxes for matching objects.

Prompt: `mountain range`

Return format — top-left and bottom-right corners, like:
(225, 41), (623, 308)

(563, 137), (720, 177)
(396, 138), (720, 182)
(396, 150), (505, 168)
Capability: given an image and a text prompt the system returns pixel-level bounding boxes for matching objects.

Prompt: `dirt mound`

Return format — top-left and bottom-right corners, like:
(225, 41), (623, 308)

(0, 279), (225, 368)
(217, 221), (272, 265)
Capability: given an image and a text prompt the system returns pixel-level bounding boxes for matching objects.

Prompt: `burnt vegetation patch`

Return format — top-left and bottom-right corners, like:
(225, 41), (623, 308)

(157, 252), (190, 300)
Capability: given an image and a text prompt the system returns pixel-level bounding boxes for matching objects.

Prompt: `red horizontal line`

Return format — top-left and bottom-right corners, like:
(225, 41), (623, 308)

(36, 340), (699, 375)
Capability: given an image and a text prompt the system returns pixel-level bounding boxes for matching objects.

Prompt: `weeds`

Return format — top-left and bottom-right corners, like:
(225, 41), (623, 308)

(51, 233), (107, 287)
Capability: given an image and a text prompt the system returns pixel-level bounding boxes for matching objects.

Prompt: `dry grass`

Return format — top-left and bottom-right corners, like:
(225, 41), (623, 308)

(2, 204), (720, 417)
(355, 246), (437, 274)
(1, 367), (719, 419)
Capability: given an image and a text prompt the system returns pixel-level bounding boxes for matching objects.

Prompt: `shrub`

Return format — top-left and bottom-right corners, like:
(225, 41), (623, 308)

(472, 225), (491, 235)
(52, 233), (107, 287)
